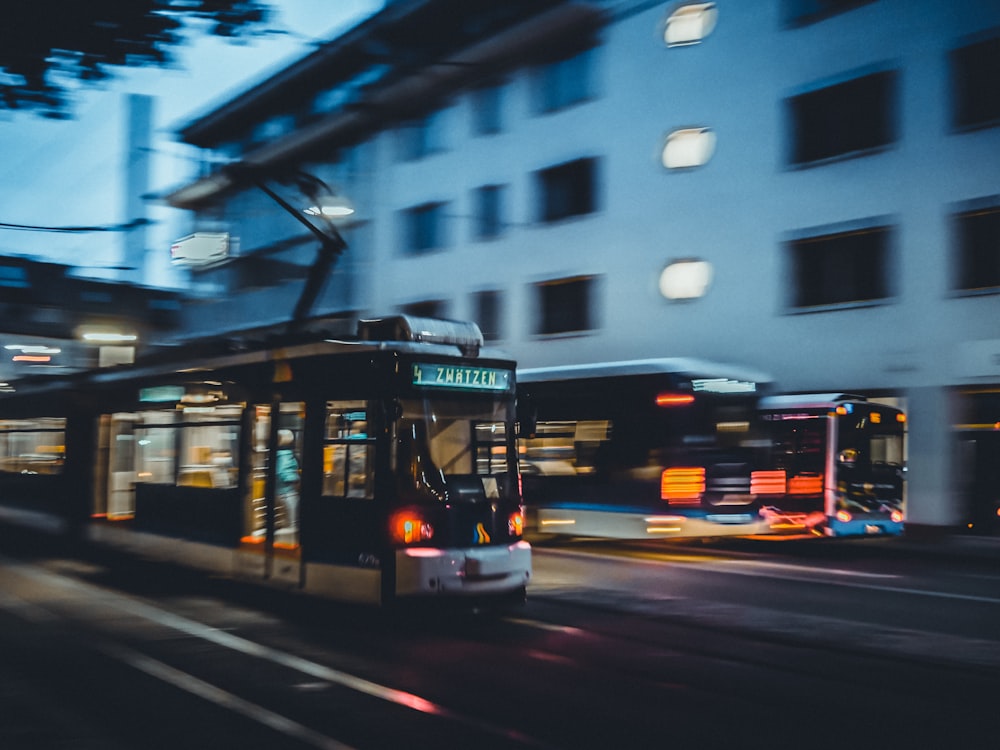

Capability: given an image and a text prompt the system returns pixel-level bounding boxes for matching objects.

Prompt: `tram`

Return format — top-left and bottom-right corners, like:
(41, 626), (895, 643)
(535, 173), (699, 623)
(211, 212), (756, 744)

(516, 359), (775, 539)
(0, 316), (531, 605)
(757, 394), (906, 536)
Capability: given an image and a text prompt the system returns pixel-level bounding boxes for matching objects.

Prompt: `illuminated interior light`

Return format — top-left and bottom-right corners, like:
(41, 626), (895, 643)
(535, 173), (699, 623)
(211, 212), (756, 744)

(661, 127), (717, 169)
(81, 331), (138, 343)
(656, 392), (696, 406)
(835, 510), (852, 523)
(716, 421), (750, 432)
(540, 518), (576, 526)
(12, 354), (51, 363)
(658, 258), (714, 299)
(661, 466), (706, 502)
(647, 526), (683, 534)
(664, 3), (718, 47)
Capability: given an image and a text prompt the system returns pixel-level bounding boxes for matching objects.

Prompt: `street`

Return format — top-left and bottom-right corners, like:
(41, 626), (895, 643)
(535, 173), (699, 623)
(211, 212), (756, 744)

(1, 529), (997, 749)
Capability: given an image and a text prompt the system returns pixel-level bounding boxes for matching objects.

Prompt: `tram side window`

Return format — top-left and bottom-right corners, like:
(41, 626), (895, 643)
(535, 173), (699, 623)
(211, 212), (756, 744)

(324, 401), (373, 498)
(0, 418), (66, 474)
(135, 411), (178, 484)
(132, 406), (242, 488)
(177, 406), (242, 488)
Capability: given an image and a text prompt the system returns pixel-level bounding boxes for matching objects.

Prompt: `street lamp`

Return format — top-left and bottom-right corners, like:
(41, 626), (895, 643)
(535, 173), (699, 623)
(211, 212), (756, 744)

(228, 166), (355, 334)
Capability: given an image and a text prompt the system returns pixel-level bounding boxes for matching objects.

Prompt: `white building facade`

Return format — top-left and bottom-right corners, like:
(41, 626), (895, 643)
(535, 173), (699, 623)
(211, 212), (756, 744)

(167, 0), (1000, 534)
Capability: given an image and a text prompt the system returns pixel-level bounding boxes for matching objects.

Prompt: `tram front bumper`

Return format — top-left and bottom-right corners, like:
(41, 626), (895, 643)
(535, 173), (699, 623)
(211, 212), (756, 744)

(395, 540), (532, 597)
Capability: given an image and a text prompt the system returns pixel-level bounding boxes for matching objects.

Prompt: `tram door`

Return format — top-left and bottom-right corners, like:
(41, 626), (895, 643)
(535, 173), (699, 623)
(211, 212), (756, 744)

(238, 402), (305, 585)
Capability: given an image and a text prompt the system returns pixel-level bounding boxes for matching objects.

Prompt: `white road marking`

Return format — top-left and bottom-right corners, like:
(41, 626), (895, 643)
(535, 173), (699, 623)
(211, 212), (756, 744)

(2, 559), (550, 749)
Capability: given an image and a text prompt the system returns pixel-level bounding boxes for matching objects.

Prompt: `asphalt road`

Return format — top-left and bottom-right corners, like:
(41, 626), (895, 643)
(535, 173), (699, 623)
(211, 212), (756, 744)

(1, 530), (997, 749)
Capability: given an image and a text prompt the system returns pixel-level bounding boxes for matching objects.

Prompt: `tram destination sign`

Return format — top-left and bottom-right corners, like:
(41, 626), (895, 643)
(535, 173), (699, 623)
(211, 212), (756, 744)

(412, 363), (512, 392)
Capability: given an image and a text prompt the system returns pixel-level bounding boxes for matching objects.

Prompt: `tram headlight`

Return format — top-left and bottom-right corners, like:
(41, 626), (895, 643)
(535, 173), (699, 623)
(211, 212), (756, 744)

(509, 509), (525, 537)
(390, 511), (435, 545)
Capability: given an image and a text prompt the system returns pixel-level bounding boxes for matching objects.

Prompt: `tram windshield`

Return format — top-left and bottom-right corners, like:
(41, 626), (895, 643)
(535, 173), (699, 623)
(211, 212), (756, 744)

(396, 396), (514, 504)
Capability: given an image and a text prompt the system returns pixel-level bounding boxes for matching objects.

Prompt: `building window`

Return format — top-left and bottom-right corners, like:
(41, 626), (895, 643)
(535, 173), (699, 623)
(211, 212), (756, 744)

(400, 299), (447, 319)
(535, 48), (595, 113)
(536, 276), (597, 335)
(954, 202), (1000, 292)
(536, 157), (599, 223)
(951, 35), (1000, 131)
(401, 202), (449, 254)
(783, 0), (876, 27)
(788, 224), (891, 308)
(396, 110), (446, 161)
(788, 70), (897, 165)
(662, 128), (717, 169)
(472, 85), (503, 135)
(473, 185), (505, 239)
(473, 290), (502, 341)
(664, 3), (718, 47)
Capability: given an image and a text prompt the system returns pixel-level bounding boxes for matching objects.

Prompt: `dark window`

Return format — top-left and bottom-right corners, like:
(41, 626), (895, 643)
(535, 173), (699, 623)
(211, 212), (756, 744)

(955, 203), (1000, 291)
(472, 85), (503, 135)
(473, 289), (502, 341)
(789, 225), (891, 307)
(783, 0), (876, 27)
(951, 35), (1000, 131)
(537, 276), (596, 335)
(401, 299), (447, 319)
(396, 111), (445, 161)
(536, 158), (598, 223)
(535, 48), (594, 113)
(473, 185), (505, 239)
(788, 70), (897, 165)
(0, 266), (29, 288)
(401, 202), (448, 254)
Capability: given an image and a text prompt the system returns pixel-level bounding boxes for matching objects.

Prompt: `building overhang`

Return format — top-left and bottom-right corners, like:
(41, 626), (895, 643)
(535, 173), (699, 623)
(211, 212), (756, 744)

(166, 1), (605, 210)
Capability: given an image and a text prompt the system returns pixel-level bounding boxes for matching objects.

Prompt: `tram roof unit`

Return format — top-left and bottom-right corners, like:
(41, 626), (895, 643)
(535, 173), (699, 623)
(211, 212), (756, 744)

(517, 358), (772, 389)
(758, 393), (870, 411)
(0, 316), (511, 397)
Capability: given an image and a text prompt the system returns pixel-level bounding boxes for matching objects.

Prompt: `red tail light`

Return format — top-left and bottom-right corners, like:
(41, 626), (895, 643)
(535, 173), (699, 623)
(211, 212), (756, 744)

(751, 470), (786, 495)
(656, 392), (695, 407)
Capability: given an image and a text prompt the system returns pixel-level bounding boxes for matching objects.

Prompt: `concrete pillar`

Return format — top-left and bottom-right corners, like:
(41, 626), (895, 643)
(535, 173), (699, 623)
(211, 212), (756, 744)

(904, 385), (960, 534)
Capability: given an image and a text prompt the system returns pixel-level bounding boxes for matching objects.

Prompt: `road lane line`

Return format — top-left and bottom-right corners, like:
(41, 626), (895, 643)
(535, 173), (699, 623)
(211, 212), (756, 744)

(5, 559), (552, 749)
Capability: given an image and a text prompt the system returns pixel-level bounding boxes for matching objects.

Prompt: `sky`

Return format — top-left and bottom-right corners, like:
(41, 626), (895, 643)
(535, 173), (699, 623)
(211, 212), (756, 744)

(0, 1), (383, 284)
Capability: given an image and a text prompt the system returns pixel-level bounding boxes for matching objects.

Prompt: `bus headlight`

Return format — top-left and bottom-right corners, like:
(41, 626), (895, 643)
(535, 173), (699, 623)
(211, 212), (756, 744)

(890, 510), (903, 524)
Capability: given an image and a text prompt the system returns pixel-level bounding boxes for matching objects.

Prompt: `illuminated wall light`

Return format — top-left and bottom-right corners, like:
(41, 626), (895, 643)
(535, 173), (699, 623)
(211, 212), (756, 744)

(661, 127), (716, 169)
(659, 259), (714, 300)
(664, 2), (718, 47)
